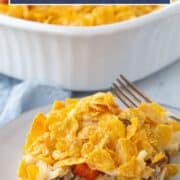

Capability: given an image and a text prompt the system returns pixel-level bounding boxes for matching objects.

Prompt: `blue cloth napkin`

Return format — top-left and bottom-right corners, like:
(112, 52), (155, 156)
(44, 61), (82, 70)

(0, 74), (92, 127)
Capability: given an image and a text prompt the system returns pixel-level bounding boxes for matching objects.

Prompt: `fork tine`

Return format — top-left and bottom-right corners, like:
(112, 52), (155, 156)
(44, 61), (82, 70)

(112, 83), (137, 108)
(111, 86), (133, 108)
(111, 88), (131, 108)
(120, 74), (152, 103)
(116, 78), (142, 104)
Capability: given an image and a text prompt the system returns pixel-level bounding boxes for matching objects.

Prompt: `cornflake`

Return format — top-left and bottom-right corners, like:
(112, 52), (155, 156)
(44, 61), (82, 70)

(18, 92), (180, 180)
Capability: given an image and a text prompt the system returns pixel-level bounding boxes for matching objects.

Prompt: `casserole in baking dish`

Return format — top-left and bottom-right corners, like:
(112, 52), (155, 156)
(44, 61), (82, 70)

(0, 3), (180, 91)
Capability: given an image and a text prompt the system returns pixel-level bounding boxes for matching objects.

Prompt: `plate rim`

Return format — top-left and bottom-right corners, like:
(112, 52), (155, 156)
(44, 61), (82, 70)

(0, 105), (50, 137)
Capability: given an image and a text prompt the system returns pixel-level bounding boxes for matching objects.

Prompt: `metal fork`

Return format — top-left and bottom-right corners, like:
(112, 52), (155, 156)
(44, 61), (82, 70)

(111, 74), (180, 121)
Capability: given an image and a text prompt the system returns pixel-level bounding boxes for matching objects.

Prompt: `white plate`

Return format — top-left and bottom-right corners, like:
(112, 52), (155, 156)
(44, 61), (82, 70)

(0, 105), (179, 180)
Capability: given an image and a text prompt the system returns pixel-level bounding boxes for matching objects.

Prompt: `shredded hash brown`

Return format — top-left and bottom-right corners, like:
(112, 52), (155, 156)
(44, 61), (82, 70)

(18, 92), (180, 179)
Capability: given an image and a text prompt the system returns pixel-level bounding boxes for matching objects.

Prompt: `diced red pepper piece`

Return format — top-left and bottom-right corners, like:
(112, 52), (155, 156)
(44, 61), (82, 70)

(72, 163), (99, 180)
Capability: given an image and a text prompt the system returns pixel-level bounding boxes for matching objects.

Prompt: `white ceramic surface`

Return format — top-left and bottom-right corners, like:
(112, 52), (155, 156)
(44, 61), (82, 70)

(0, 105), (179, 180)
(0, 3), (180, 91)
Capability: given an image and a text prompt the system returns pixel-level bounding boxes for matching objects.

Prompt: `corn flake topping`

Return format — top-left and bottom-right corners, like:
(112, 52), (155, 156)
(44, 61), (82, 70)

(18, 92), (180, 180)
(0, 5), (160, 26)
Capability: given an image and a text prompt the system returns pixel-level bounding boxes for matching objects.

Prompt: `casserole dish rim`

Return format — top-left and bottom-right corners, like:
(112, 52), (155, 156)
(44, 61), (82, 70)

(0, 2), (180, 36)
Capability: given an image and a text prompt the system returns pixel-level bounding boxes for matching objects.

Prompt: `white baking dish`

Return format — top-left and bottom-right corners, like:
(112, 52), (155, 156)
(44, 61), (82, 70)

(0, 3), (180, 91)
